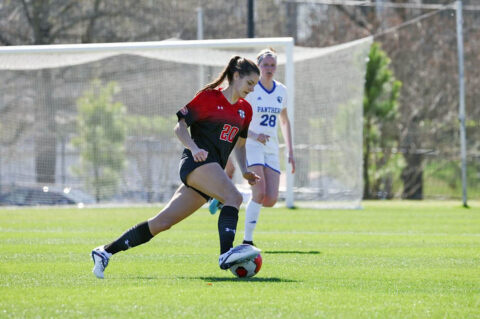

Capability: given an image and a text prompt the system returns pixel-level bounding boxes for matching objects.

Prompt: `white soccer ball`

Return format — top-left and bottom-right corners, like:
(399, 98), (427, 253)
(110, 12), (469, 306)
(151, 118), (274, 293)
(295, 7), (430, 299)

(229, 253), (262, 278)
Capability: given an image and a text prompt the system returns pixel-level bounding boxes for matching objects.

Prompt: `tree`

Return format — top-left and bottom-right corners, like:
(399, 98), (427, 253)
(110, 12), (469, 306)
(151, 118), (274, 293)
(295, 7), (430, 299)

(72, 80), (126, 202)
(380, 11), (462, 199)
(124, 115), (177, 202)
(0, 0), (187, 184)
(1, 0), (478, 200)
(300, 0), (479, 199)
(363, 42), (402, 199)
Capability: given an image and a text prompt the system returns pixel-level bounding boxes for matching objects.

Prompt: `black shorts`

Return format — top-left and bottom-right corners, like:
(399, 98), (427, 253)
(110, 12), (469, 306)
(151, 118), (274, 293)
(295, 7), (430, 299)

(179, 149), (220, 201)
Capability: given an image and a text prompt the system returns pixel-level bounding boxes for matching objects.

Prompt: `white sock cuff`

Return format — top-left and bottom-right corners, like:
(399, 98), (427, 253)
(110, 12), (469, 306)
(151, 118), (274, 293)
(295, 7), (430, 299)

(248, 199), (262, 211)
(240, 191), (251, 203)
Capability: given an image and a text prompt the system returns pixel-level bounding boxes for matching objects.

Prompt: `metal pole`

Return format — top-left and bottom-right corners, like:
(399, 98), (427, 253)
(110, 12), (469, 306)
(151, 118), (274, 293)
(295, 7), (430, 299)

(196, 7), (204, 40)
(247, 0), (255, 38)
(375, 0), (385, 28)
(0, 147), (2, 194)
(196, 7), (205, 90)
(285, 1), (298, 40)
(61, 136), (66, 188)
(285, 39), (295, 208)
(456, 0), (468, 207)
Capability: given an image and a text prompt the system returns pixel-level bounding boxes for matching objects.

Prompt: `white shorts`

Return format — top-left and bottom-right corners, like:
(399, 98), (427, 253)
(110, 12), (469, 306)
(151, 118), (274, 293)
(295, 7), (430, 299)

(246, 142), (281, 173)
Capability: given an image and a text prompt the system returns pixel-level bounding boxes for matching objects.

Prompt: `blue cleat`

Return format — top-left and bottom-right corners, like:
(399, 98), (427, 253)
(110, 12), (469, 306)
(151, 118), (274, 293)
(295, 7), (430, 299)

(209, 198), (223, 215)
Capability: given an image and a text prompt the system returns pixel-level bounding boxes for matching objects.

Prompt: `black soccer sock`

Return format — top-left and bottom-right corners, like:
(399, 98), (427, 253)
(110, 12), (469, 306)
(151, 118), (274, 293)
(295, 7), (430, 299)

(104, 221), (153, 255)
(218, 205), (239, 254)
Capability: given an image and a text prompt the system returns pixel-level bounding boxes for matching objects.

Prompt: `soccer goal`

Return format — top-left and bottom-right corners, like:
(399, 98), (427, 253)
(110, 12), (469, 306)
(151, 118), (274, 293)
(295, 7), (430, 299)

(0, 37), (371, 208)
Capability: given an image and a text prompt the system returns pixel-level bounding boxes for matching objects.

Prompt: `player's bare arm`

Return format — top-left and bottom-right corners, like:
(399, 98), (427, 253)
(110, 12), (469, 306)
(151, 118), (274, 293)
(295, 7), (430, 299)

(279, 108), (295, 173)
(174, 119), (208, 162)
(234, 137), (260, 185)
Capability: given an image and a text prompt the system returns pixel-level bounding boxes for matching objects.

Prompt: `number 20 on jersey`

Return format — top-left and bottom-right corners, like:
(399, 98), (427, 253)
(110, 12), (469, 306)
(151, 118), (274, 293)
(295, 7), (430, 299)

(220, 124), (239, 143)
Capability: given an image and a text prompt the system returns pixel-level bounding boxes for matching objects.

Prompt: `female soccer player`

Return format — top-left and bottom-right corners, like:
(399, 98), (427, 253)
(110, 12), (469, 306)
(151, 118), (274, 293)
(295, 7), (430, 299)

(91, 56), (261, 279)
(209, 49), (296, 246)
(242, 48), (295, 246)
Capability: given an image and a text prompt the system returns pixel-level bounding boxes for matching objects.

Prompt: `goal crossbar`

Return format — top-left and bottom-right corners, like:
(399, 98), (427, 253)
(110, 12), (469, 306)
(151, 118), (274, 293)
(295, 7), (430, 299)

(0, 37), (295, 54)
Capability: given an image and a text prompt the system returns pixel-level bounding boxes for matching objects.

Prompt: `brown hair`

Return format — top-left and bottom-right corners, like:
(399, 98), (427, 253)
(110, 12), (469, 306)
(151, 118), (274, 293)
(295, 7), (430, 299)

(199, 56), (260, 93)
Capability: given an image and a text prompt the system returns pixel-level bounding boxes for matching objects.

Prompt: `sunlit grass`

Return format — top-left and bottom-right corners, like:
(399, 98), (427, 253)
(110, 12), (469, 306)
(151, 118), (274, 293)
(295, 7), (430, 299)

(1, 201), (479, 318)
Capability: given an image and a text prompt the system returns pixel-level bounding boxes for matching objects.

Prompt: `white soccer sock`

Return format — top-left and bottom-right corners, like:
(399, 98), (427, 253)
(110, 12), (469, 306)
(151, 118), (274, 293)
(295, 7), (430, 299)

(243, 199), (262, 242)
(240, 190), (251, 204)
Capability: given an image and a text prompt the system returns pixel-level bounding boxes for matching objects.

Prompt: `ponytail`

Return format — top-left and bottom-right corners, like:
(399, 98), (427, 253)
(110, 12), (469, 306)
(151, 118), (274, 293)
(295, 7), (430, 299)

(198, 55), (259, 93)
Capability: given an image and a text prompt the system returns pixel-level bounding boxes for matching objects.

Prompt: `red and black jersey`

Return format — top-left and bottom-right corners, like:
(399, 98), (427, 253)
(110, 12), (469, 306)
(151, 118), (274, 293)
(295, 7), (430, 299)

(176, 89), (253, 168)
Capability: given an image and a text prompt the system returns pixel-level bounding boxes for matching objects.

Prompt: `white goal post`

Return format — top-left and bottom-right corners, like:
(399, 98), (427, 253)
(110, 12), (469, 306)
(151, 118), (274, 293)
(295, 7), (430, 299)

(0, 37), (371, 208)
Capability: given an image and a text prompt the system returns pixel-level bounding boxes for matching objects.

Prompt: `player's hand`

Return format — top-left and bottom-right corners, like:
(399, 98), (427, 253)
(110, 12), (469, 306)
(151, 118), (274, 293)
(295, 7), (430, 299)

(288, 153), (296, 174)
(243, 171), (260, 185)
(192, 148), (208, 162)
(256, 133), (270, 145)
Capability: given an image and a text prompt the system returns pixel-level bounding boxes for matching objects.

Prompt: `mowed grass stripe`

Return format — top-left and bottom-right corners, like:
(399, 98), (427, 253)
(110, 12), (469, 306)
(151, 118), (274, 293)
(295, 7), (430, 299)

(0, 201), (479, 318)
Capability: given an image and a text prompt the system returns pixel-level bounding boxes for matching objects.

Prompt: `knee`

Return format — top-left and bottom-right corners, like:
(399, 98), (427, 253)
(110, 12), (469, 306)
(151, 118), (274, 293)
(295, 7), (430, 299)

(223, 189), (243, 207)
(262, 196), (277, 207)
(148, 218), (172, 235)
(252, 190), (266, 204)
(262, 198), (277, 207)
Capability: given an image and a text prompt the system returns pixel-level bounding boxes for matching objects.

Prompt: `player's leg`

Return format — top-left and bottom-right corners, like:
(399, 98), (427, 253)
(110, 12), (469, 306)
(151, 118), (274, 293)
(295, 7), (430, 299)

(147, 185), (208, 235)
(187, 162), (260, 268)
(242, 142), (268, 245)
(243, 165), (266, 245)
(261, 166), (280, 207)
(209, 158), (235, 215)
(92, 185), (206, 278)
(187, 162), (242, 254)
(262, 152), (281, 207)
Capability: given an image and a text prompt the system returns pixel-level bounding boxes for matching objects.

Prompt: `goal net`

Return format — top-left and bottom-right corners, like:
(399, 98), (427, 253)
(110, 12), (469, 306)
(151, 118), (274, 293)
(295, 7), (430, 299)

(0, 37), (371, 208)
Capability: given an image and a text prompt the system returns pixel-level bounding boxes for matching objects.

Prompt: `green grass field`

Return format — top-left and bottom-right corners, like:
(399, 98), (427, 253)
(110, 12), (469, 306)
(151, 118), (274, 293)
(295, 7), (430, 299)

(1, 201), (479, 318)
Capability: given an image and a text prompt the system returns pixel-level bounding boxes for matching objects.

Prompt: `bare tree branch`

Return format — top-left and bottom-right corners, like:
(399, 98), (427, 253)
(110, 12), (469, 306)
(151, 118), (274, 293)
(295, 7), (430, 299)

(336, 5), (373, 32)
(20, 0), (33, 27)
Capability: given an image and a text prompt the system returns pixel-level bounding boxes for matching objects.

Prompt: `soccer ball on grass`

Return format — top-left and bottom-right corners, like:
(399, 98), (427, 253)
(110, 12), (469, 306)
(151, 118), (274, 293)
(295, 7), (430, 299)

(229, 254), (262, 278)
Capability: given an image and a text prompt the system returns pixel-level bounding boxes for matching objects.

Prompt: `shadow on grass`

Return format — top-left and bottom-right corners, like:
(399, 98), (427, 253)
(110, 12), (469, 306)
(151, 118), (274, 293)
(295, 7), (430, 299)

(128, 276), (160, 280)
(264, 250), (321, 255)
(196, 276), (298, 283)
(126, 276), (298, 283)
